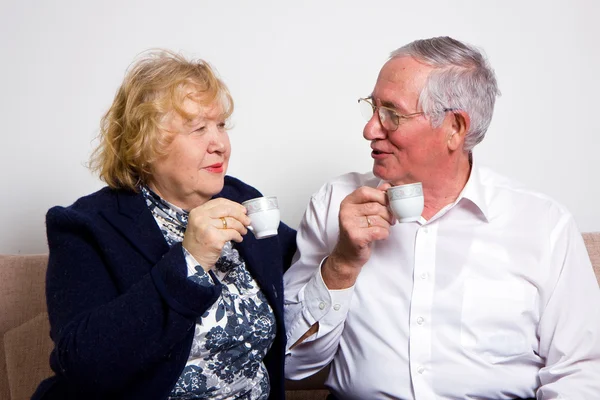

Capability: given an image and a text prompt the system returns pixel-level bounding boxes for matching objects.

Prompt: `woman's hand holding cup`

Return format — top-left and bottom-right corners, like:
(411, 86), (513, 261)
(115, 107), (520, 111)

(182, 198), (251, 271)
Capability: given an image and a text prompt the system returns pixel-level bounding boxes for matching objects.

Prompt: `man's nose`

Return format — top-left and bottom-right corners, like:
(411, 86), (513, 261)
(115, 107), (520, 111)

(363, 112), (386, 141)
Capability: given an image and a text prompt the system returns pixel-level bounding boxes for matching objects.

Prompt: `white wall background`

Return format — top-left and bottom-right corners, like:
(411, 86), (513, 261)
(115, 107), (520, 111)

(1, 0), (599, 254)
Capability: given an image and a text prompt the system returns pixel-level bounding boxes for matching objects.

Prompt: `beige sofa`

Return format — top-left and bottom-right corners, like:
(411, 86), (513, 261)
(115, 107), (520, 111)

(1, 233), (599, 400)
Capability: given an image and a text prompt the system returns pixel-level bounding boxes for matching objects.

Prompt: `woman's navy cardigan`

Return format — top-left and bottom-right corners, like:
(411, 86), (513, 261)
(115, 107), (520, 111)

(32, 176), (297, 399)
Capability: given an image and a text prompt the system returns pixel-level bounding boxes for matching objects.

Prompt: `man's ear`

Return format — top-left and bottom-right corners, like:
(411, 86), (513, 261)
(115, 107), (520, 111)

(447, 110), (470, 151)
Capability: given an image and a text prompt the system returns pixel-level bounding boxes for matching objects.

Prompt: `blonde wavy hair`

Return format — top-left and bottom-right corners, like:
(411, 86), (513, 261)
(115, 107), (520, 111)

(89, 49), (234, 190)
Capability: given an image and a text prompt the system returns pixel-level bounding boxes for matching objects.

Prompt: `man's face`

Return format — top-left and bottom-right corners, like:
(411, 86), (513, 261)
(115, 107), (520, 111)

(363, 56), (452, 186)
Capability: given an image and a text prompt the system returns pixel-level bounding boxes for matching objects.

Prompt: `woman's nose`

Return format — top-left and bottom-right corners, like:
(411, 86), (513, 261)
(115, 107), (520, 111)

(207, 128), (226, 152)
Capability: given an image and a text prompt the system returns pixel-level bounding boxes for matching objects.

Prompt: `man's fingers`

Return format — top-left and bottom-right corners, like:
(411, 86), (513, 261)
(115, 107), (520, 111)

(363, 214), (391, 230)
(377, 182), (393, 192)
(367, 225), (391, 242)
(359, 202), (395, 226)
(347, 186), (388, 206)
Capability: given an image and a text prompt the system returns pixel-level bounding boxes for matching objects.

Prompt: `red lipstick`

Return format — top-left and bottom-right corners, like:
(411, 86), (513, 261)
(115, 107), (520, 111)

(205, 163), (224, 173)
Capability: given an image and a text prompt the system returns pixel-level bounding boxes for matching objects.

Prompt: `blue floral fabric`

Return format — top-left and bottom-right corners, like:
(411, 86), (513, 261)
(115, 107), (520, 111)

(142, 186), (275, 399)
(142, 186), (187, 245)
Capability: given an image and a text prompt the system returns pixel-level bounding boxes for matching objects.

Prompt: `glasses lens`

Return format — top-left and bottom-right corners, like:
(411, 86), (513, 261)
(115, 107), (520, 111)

(359, 99), (374, 121)
(378, 108), (398, 131)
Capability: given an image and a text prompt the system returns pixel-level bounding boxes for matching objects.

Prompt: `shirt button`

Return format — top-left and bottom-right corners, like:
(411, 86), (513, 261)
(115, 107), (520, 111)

(417, 366), (425, 374)
(416, 317), (424, 325)
(422, 226), (429, 233)
(319, 301), (326, 310)
(333, 304), (341, 311)
(420, 272), (428, 280)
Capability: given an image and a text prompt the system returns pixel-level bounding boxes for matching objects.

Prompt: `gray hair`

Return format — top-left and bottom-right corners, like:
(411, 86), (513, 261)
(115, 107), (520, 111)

(390, 36), (500, 151)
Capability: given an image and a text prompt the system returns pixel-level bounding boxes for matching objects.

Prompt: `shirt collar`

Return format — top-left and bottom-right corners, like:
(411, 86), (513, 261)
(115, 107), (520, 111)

(456, 159), (489, 222)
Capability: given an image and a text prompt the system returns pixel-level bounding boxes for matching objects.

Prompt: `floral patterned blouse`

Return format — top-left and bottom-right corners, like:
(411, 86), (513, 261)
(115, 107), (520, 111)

(141, 186), (276, 400)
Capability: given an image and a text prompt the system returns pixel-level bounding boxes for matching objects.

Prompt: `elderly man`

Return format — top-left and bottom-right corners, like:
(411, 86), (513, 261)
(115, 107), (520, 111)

(283, 36), (600, 399)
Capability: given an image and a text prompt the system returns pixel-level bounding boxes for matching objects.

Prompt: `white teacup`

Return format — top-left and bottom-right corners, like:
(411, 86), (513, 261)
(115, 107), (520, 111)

(386, 182), (424, 223)
(242, 196), (280, 239)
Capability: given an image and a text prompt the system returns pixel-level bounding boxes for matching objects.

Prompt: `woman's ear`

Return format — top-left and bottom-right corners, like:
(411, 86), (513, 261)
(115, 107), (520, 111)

(447, 110), (470, 151)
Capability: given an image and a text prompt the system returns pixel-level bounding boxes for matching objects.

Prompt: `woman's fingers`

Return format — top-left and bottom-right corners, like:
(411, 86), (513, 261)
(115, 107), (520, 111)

(215, 216), (248, 236)
(204, 198), (251, 226)
(227, 229), (244, 244)
(183, 198), (253, 270)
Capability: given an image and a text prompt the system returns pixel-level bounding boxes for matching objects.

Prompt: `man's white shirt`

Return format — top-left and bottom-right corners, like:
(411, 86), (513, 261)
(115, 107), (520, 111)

(284, 163), (600, 399)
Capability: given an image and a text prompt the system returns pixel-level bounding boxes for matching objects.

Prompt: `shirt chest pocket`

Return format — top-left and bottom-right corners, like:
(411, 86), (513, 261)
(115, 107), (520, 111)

(460, 278), (538, 363)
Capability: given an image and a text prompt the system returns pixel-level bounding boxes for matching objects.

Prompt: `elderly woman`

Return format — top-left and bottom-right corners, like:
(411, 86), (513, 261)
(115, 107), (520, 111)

(32, 51), (296, 400)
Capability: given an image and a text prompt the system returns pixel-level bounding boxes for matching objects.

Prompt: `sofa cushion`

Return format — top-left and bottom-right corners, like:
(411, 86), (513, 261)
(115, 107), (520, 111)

(4, 313), (53, 400)
(0, 254), (49, 400)
(285, 390), (330, 400)
(583, 233), (600, 284)
(0, 255), (48, 333)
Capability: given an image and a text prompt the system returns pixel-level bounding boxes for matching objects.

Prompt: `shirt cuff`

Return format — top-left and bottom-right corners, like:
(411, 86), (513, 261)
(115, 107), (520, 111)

(182, 247), (215, 287)
(301, 257), (354, 328)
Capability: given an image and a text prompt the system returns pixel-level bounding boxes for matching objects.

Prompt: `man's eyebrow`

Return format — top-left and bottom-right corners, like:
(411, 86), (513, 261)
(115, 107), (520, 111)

(379, 99), (403, 112)
(370, 93), (407, 112)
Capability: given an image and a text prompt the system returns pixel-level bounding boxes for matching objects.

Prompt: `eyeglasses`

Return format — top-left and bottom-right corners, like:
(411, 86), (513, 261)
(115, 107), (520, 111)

(358, 97), (456, 131)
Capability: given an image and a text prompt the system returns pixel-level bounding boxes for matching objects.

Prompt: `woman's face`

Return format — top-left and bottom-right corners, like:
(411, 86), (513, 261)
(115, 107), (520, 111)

(148, 96), (231, 210)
